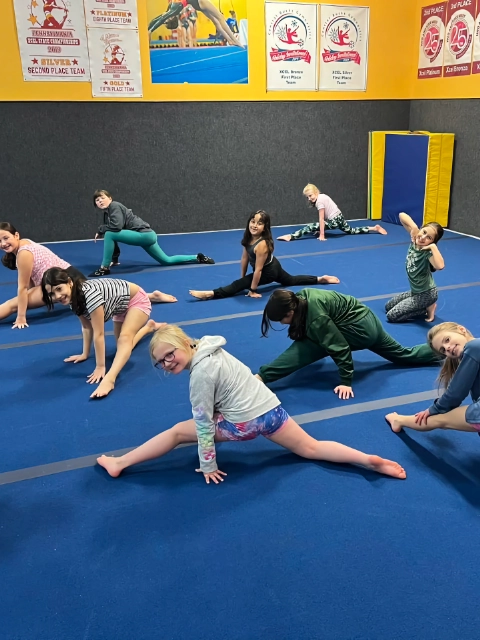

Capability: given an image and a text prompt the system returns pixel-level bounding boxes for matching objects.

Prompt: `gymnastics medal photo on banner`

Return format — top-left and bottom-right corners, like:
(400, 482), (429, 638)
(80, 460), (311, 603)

(12, 0), (91, 81)
(472, 0), (480, 73)
(418, 2), (447, 79)
(83, 0), (139, 30)
(87, 28), (143, 97)
(443, 0), (475, 76)
(319, 5), (369, 91)
(265, 2), (318, 91)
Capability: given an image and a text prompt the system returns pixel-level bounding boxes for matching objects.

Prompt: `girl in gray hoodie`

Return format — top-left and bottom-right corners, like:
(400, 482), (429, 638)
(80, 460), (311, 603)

(97, 325), (407, 484)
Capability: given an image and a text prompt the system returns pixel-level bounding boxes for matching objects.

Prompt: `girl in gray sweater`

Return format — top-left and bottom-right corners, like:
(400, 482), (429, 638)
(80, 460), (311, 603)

(97, 325), (407, 484)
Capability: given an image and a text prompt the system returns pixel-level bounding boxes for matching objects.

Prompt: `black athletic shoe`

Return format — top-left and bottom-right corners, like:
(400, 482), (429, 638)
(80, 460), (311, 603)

(89, 266), (111, 277)
(109, 260), (121, 267)
(196, 253), (215, 264)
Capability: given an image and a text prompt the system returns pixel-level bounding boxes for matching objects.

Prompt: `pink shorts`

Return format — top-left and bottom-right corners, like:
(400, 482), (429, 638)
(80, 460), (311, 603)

(470, 424), (480, 432)
(112, 287), (152, 323)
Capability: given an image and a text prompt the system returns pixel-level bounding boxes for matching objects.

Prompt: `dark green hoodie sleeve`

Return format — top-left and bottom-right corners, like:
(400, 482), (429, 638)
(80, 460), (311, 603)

(98, 202), (125, 234)
(308, 314), (354, 386)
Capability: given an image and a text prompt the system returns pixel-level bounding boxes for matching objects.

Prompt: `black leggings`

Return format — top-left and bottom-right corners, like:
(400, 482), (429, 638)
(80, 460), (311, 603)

(148, 3), (185, 32)
(213, 257), (318, 299)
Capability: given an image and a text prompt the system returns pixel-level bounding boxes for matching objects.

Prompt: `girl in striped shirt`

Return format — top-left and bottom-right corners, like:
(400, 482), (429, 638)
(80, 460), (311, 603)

(41, 267), (176, 399)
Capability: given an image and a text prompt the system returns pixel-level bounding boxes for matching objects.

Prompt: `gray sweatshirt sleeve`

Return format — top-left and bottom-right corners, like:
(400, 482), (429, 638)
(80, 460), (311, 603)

(98, 202), (125, 234)
(190, 368), (218, 474)
(428, 351), (480, 415)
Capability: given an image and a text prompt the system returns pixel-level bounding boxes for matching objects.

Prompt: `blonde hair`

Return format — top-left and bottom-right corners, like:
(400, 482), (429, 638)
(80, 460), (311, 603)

(149, 324), (197, 363)
(303, 183), (320, 197)
(427, 322), (473, 389)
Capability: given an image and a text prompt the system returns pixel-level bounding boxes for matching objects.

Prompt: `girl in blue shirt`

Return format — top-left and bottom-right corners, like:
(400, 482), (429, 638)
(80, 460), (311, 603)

(386, 322), (480, 434)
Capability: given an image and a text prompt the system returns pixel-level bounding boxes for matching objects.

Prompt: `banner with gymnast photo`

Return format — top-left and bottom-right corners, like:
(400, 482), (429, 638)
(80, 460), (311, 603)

(319, 4), (370, 91)
(84, 0), (139, 30)
(147, 0), (248, 84)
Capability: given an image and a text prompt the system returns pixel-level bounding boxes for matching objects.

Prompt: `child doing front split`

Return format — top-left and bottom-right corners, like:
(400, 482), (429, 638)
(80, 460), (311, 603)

(277, 184), (387, 242)
(42, 267), (176, 399)
(97, 325), (406, 482)
(189, 210), (339, 300)
(386, 322), (480, 436)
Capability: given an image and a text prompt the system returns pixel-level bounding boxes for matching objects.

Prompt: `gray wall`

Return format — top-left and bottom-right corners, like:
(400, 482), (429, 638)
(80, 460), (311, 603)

(410, 99), (480, 237)
(0, 101), (410, 242)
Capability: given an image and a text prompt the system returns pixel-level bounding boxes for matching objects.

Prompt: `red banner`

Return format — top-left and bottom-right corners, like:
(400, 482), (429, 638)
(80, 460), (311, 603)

(270, 49), (312, 64)
(322, 49), (361, 65)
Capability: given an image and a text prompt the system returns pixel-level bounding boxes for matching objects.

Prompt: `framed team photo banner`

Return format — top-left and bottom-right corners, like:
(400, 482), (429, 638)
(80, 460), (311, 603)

(443, 0), (476, 77)
(265, 2), (318, 91)
(418, 2), (447, 79)
(319, 4), (369, 91)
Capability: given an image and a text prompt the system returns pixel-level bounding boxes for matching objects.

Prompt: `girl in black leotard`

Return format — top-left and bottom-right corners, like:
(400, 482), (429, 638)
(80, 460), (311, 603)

(189, 211), (339, 301)
(148, 0), (241, 47)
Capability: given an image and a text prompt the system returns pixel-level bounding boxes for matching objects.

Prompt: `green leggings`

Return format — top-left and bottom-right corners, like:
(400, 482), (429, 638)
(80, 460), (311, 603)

(102, 230), (197, 267)
(258, 309), (439, 384)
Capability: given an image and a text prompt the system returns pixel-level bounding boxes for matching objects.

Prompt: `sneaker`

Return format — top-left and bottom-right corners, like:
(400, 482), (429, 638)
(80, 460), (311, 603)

(89, 266), (111, 277)
(196, 253), (215, 264)
(110, 260), (121, 267)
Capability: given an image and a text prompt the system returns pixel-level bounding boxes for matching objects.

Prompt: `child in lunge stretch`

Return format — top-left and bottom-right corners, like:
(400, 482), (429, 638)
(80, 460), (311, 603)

(97, 325), (407, 482)
(0, 222), (85, 329)
(257, 288), (440, 400)
(189, 210), (339, 300)
(41, 267), (176, 399)
(385, 212), (444, 323)
(386, 322), (480, 436)
(277, 184), (387, 242)
(90, 190), (215, 277)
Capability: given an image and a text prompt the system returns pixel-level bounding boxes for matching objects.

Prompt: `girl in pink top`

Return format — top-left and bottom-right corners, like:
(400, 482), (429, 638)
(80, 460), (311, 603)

(277, 183), (387, 242)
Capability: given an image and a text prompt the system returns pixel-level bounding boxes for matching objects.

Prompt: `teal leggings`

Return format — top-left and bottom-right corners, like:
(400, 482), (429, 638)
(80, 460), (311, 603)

(102, 230), (197, 267)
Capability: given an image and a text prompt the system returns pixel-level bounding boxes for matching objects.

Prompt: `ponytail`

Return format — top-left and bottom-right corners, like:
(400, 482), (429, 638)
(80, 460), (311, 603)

(261, 289), (308, 341)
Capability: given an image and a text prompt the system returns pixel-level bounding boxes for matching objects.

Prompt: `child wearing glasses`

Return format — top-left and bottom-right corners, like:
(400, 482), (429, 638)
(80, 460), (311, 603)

(97, 324), (407, 484)
(41, 267), (174, 399)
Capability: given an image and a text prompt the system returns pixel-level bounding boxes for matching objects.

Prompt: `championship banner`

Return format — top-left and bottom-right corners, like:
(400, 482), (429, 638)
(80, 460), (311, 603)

(319, 5), (369, 91)
(87, 28), (143, 97)
(12, 0), (90, 81)
(265, 2), (318, 91)
(418, 2), (447, 78)
(443, 0), (476, 76)
(473, 0), (480, 73)
(84, 0), (138, 30)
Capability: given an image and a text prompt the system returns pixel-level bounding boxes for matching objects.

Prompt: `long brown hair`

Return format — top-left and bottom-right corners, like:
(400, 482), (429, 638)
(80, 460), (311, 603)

(427, 322), (474, 389)
(241, 210), (274, 256)
(261, 289), (308, 341)
(0, 222), (19, 270)
(41, 267), (87, 316)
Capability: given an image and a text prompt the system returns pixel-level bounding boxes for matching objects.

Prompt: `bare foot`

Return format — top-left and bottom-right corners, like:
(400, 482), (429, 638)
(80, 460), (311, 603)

(277, 235), (292, 242)
(150, 290), (177, 303)
(146, 319), (167, 333)
(374, 225), (388, 235)
(365, 454), (406, 479)
(385, 412), (403, 433)
(318, 275), (340, 285)
(97, 454), (124, 478)
(425, 303), (437, 323)
(189, 290), (214, 300)
(91, 379), (115, 399)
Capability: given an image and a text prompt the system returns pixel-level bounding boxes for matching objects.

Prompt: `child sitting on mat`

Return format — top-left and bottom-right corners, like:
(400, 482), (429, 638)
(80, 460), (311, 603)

(277, 184), (387, 242)
(386, 322), (480, 436)
(189, 210), (339, 300)
(385, 212), (444, 323)
(41, 267), (176, 399)
(97, 324), (407, 483)
(0, 222), (85, 329)
(90, 190), (215, 277)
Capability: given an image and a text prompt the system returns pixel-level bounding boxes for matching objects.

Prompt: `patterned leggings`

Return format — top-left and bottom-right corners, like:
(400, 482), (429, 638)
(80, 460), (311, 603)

(385, 288), (438, 323)
(290, 213), (370, 239)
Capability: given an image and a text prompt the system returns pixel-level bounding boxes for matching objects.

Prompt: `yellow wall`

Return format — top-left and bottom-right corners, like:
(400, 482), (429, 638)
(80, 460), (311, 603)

(2, 0), (417, 101)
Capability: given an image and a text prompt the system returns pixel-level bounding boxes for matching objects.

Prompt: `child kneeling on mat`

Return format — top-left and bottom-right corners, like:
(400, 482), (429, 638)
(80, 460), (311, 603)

(41, 267), (175, 399)
(97, 325), (407, 483)
(386, 322), (480, 437)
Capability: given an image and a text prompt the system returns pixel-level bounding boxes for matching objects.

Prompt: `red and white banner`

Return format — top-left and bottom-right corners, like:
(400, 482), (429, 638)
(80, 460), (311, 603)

(473, 0), (480, 73)
(319, 5), (369, 91)
(418, 2), (447, 78)
(443, 0), (476, 76)
(87, 28), (143, 97)
(83, 0), (138, 30)
(13, 0), (90, 81)
(265, 2), (318, 91)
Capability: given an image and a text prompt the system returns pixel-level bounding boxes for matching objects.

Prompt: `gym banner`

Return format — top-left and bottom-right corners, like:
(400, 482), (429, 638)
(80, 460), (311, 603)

(319, 5), (369, 91)
(12, 0), (90, 81)
(473, 0), (480, 73)
(87, 28), (143, 97)
(443, 0), (476, 76)
(84, 0), (139, 30)
(265, 2), (318, 91)
(418, 2), (447, 78)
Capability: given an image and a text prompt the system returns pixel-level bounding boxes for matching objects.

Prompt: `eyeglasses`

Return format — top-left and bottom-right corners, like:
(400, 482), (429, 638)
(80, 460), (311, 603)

(154, 348), (177, 369)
